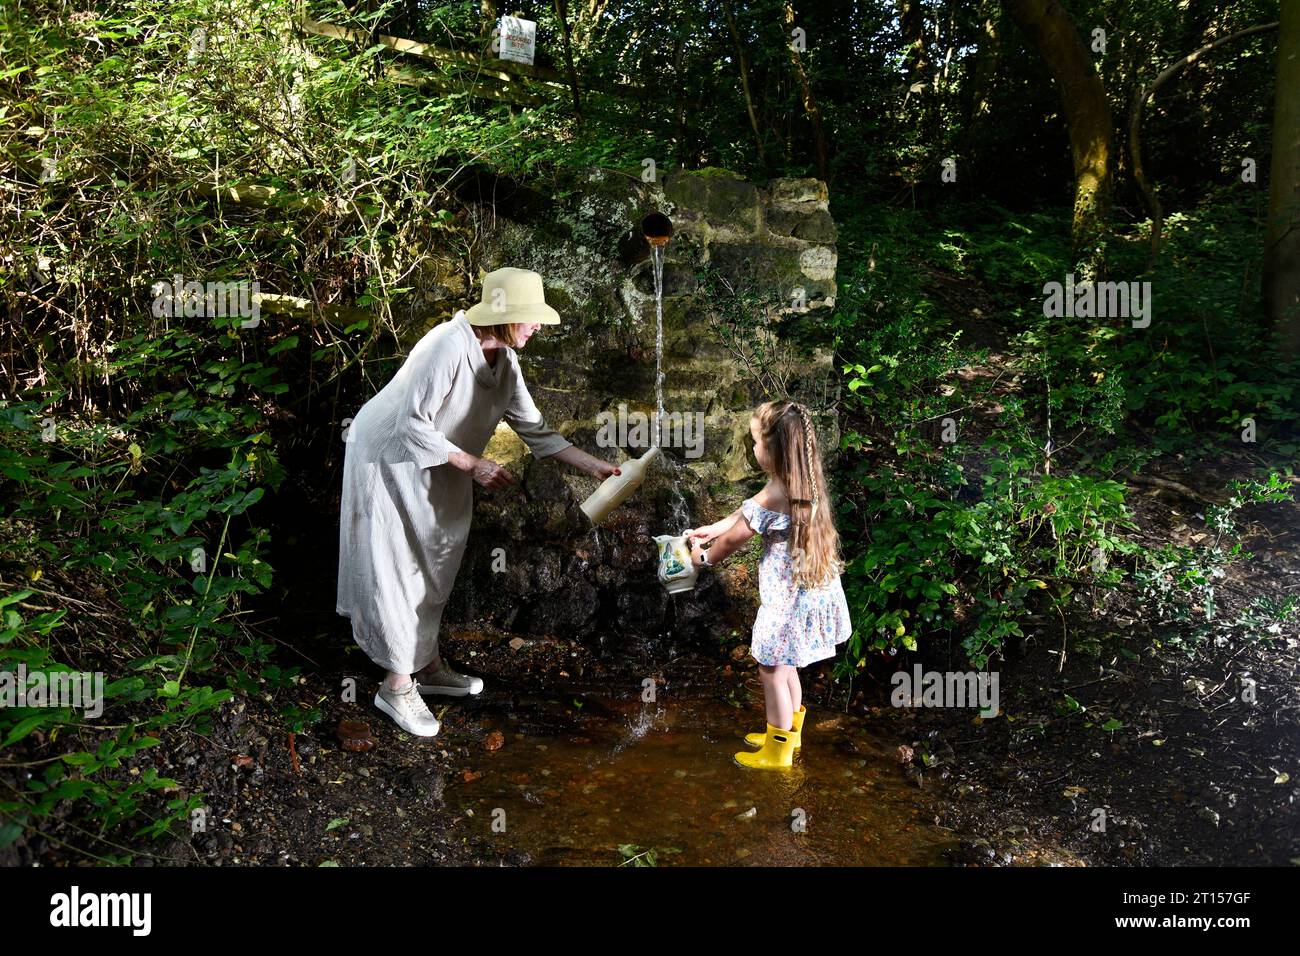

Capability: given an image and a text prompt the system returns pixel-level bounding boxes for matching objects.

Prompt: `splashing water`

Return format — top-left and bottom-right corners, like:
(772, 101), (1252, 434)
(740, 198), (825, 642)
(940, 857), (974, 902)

(660, 452), (691, 533)
(609, 700), (666, 758)
(650, 243), (691, 533)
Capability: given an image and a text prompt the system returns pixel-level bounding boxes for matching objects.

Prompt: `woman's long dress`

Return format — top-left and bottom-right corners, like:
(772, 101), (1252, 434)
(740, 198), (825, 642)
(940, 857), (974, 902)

(336, 310), (572, 674)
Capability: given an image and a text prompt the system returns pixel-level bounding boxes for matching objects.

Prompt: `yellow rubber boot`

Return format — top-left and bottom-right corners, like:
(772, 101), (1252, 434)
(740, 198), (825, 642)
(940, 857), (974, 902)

(744, 705), (806, 749)
(734, 723), (797, 770)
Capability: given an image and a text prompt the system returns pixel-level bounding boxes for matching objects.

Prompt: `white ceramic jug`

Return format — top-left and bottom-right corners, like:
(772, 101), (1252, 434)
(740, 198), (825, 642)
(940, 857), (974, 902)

(653, 533), (699, 594)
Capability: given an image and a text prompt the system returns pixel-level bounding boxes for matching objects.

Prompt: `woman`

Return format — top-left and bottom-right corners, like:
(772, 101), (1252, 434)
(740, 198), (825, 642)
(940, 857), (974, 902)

(336, 267), (620, 737)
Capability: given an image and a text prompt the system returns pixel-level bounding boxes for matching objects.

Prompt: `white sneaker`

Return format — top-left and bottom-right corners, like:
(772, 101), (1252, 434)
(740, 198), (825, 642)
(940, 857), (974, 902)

(374, 681), (441, 737)
(416, 663), (484, 697)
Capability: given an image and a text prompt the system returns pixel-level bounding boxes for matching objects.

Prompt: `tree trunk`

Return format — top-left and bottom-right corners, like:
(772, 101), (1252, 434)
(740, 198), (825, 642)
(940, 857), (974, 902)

(480, 0), (498, 50)
(1265, 0), (1300, 355)
(552, 0), (583, 120)
(723, 0), (765, 163)
(783, 0), (829, 181)
(960, 1), (1001, 159)
(1003, 0), (1112, 264)
(899, 0), (929, 89)
(574, 0), (609, 53)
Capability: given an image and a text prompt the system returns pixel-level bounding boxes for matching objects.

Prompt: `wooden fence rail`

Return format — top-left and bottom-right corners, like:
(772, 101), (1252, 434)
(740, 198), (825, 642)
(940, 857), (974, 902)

(297, 16), (656, 117)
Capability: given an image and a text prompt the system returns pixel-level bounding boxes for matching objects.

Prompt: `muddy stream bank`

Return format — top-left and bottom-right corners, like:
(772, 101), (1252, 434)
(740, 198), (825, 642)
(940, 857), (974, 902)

(193, 619), (971, 867)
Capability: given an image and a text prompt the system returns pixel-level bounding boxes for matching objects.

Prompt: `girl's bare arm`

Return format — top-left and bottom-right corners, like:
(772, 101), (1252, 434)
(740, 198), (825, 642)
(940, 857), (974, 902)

(685, 505), (743, 542)
(691, 509), (757, 566)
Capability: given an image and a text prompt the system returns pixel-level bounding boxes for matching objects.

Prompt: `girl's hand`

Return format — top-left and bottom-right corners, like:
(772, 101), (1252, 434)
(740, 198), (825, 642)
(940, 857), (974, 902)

(683, 525), (719, 545)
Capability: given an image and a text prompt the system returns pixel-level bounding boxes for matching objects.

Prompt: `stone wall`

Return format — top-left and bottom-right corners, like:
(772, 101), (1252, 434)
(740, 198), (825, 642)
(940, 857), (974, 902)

(428, 165), (841, 644)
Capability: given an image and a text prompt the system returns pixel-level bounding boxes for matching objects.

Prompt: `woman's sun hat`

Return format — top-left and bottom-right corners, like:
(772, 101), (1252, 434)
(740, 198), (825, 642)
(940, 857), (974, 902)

(464, 267), (561, 326)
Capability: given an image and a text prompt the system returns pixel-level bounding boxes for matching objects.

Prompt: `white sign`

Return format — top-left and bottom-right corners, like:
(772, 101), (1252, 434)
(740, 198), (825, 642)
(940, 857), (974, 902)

(498, 16), (536, 66)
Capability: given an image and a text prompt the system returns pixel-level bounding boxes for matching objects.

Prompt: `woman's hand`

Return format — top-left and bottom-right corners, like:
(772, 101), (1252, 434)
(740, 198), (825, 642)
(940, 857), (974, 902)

(474, 458), (518, 490)
(588, 459), (622, 481)
(452, 452), (517, 490)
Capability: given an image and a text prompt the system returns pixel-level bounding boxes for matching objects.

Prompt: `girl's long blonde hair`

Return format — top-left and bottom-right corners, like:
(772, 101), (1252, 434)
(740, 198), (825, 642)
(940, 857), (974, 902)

(753, 400), (843, 589)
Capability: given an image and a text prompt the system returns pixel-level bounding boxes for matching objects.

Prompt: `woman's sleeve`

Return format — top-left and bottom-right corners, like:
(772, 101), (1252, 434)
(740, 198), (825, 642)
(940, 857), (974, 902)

(504, 357), (572, 459)
(400, 342), (463, 470)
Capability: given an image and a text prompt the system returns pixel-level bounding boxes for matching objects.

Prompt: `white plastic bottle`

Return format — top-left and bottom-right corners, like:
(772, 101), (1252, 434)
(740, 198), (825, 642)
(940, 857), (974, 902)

(579, 445), (662, 526)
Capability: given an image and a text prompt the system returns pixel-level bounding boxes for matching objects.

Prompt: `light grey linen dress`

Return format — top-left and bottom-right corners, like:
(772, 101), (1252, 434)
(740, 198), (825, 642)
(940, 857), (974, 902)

(336, 310), (572, 674)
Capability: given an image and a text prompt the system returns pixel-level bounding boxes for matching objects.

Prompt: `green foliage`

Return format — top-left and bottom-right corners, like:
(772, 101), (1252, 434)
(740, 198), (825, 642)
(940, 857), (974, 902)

(0, 313), (307, 856)
(836, 434), (1135, 670)
(832, 203), (1122, 669)
(1133, 474), (1294, 654)
(825, 181), (1298, 675)
(617, 843), (680, 867)
(1111, 192), (1300, 451)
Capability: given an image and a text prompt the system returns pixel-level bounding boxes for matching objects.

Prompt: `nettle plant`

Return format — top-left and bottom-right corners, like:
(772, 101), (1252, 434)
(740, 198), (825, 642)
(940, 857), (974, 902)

(1133, 473), (1295, 654)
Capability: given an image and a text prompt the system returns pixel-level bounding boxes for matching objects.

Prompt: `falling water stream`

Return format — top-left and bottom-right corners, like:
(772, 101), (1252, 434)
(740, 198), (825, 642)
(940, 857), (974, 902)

(648, 236), (691, 533)
(652, 242), (666, 449)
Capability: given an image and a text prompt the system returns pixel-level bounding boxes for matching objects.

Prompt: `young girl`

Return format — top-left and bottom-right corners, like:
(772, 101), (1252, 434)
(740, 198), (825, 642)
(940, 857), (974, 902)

(684, 400), (852, 770)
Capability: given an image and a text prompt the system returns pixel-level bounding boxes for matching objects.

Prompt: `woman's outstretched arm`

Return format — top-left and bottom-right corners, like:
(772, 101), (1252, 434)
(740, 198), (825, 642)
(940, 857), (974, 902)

(550, 444), (621, 480)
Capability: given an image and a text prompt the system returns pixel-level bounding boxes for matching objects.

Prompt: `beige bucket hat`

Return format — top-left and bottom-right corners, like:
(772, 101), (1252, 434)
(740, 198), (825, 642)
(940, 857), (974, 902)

(463, 267), (561, 325)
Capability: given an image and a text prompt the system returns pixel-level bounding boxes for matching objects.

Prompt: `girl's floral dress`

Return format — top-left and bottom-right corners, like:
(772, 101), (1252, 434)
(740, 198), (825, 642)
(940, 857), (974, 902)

(742, 497), (853, 668)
